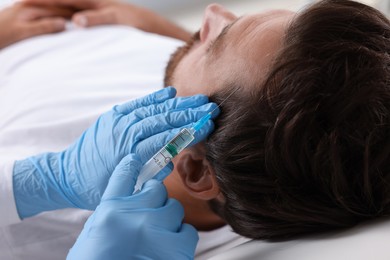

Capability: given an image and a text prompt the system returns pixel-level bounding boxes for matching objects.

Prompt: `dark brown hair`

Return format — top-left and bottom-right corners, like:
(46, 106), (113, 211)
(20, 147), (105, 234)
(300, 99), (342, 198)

(206, 0), (390, 240)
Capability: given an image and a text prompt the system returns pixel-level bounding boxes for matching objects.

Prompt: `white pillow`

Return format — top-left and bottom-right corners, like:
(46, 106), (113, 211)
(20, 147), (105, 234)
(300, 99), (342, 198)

(210, 218), (390, 260)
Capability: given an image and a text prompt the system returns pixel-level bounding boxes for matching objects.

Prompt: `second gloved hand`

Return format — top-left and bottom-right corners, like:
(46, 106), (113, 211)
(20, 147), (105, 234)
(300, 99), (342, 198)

(13, 87), (218, 218)
(67, 154), (198, 260)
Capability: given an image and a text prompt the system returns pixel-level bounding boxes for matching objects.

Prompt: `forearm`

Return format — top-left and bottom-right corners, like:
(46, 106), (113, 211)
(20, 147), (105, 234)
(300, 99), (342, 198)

(0, 3), (66, 51)
(139, 8), (191, 42)
(13, 152), (74, 219)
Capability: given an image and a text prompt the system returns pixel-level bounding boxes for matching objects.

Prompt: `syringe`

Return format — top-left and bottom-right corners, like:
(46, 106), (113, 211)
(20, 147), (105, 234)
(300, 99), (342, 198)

(133, 88), (239, 193)
(133, 113), (212, 193)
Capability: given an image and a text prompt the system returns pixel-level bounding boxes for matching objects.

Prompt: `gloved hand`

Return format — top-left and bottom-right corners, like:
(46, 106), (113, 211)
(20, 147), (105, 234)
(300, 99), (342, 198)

(13, 87), (218, 218)
(67, 154), (198, 260)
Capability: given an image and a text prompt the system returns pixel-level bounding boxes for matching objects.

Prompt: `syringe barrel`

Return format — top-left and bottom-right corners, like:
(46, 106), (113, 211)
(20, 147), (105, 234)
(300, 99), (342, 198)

(134, 157), (164, 192)
(134, 128), (195, 192)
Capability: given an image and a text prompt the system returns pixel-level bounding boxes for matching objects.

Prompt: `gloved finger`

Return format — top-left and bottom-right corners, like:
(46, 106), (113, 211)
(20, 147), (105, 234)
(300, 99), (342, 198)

(128, 94), (210, 122)
(154, 162), (174, 181)
(122, 98), (214, 136)
(153, 198), (185, 232)
(189, 119), (216, 145)
(126, 179), (167, 209)
(113, 87), (176, 115)
(102, 154), (142, 200)
(134, 118), (215, 163)
(178, 224), (199, 255)
(21, 18), (66, 39)
(72, 9), (115, 27)
(150, 223), (198, 258)
(130, 102), (218, 141)
(180, 223), (199, 243)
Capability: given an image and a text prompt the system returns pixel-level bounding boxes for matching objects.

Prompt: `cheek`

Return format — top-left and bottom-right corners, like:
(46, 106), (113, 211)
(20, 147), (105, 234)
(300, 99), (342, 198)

(172, 45), (230, 97)
(173, 56), (210, 96)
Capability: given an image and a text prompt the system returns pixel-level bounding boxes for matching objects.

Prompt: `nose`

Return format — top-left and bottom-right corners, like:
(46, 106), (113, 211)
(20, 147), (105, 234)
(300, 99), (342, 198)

(200, 4), (237, 43)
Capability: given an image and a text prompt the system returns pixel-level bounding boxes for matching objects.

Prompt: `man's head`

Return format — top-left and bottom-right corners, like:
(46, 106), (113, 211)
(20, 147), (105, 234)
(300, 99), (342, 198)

(164, 5), (293, 96)
(164, 0), (390, 240)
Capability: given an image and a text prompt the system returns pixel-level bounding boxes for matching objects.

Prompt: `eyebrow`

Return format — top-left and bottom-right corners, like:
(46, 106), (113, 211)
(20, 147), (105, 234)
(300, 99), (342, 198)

(207, 16), (243, 55)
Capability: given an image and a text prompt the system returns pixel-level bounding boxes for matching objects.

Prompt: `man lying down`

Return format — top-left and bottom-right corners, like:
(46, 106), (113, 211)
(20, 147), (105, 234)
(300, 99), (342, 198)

(0, 0), (389, 259)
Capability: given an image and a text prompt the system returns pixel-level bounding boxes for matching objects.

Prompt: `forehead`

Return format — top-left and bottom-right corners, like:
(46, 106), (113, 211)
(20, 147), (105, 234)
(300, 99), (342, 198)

(219, 10), (293, 55)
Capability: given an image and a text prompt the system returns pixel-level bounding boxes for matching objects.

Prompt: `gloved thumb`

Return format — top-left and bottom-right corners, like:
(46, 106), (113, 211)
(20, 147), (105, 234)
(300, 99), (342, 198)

(128, 179), (168, 209)
(101, 154), (142, 200)
(72, 9), (116, 27)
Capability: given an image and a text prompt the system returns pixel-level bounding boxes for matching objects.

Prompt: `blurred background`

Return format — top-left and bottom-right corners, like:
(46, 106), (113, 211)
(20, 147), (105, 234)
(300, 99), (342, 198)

(0, 0), (388, 29)
(127, 0), (389, 31)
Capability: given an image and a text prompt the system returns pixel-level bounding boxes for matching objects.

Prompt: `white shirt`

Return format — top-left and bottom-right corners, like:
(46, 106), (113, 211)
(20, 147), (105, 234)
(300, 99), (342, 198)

(0, 25), (247, 259)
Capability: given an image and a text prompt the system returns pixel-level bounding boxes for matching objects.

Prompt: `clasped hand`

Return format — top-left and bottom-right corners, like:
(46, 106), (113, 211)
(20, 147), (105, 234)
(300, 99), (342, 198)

(0, 3), (71, 49)
(0, 0), (190, 50)
(24, 0), (191, 41)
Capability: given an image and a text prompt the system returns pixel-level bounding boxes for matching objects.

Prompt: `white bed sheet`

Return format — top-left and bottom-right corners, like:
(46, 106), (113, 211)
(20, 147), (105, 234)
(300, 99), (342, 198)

(210, 217), (390, 260)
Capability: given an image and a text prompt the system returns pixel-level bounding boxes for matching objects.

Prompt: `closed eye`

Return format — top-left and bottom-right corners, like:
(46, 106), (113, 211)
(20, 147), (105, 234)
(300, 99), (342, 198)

(206, 24), (231, 53)
(206, 17), (242, 54)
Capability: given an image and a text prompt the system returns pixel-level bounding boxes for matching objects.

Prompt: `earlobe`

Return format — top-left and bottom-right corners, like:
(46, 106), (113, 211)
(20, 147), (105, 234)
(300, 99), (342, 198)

(175, 148), (220, 200)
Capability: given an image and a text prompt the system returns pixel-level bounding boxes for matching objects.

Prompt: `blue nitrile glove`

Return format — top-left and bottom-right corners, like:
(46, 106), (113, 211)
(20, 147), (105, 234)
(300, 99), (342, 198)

(13, 87), (219, 219)
(67, 154), (198, 260)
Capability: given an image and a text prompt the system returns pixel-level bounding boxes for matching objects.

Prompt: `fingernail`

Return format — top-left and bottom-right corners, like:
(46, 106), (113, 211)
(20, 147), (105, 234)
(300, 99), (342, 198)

(74, 15), (87, 27)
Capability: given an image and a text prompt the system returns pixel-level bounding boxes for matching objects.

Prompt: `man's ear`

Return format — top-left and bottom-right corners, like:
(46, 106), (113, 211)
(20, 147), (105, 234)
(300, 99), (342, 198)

(175, 144), (220, 200)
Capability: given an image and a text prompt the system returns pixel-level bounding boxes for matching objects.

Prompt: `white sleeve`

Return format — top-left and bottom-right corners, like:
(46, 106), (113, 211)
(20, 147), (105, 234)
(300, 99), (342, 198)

(0, 161), (21, 226)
